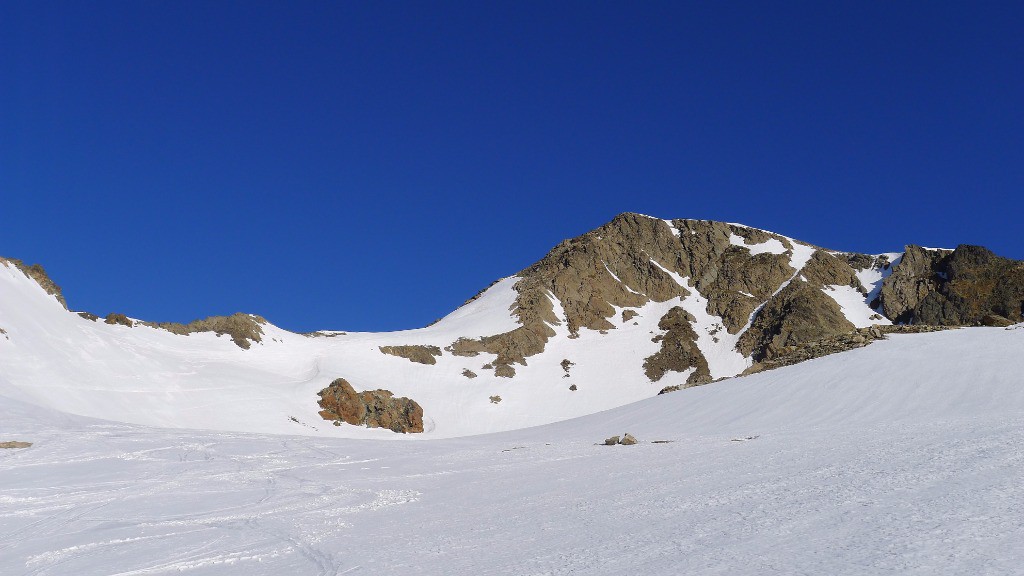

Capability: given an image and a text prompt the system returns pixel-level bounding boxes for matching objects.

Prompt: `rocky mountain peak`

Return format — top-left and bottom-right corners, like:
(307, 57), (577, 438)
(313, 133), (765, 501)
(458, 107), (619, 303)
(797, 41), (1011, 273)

(439, 215), (1022, 389)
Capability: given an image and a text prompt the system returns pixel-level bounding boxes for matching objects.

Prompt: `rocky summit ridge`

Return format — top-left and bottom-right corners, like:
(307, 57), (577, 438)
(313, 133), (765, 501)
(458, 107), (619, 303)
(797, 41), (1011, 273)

(438, 213), (1022, 387)
(2, 213), (1022, 435)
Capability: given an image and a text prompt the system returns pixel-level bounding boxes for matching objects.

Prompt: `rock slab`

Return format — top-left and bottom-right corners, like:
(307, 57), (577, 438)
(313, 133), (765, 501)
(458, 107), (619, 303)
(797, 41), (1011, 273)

(317, 378), (424, 434)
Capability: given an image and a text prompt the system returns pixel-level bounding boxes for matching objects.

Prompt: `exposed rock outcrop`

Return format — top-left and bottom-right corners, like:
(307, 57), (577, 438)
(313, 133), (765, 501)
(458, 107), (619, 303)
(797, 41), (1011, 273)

(450, 214), (810, 378)
(144, 313), (266, 349)
(0, 441), (32, 449)
(878, 246), (949, 323)
(699, 245), (794, 333)
(105, 313), (134, 327)
(494, 363), (516, 378)
(0, 257), (67, 309)
(743, 324), (955, 375)
(879, 245), (1024, 326)
(643, 306), (711, 384)
(738, 280), (856, 361)
(441, 214), (897, 381)
(316, 378), (424, 433)
(379, 344), (443, 365)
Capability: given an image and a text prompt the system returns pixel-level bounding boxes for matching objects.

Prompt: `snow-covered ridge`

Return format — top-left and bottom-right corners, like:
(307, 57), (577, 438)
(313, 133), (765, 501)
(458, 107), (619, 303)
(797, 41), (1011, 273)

(0, 217), (1009, 441)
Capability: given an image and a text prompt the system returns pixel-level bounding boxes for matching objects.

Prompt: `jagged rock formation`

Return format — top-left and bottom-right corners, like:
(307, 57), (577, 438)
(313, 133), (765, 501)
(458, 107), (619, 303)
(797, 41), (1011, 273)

(379, 345), (443, 365)
(437, 215), (1023, 385)
(0, 257), (67, 309)
(316, 378), (424, 433)
(737, 281), (856, 361)
(105, 313), (134, 327)
(144, 313), (267, 349)
(448, 213), (898, 381)
(88, 311), (267, 349)
(879, 245), (1024, 325)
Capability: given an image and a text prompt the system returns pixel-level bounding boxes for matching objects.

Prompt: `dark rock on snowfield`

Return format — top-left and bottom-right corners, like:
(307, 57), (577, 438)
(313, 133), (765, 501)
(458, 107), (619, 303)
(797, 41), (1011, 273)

(317, 378), (424, 433)
(0, 441), (32, 449)
(379, 344), (443, 365)
(144, 313), (267, 349)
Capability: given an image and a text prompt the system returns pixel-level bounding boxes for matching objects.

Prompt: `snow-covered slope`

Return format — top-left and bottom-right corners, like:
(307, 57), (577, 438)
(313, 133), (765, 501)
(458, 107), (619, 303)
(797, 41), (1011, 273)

(2, 326), (1022, 575)
(2, 214), (1022, 574)
(0, 262), (671, 438)
(0, 215), (973, 438)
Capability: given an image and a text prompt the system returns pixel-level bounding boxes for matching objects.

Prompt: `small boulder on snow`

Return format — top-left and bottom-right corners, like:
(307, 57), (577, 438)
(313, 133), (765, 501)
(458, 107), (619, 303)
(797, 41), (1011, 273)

(0, 441), (32, 449)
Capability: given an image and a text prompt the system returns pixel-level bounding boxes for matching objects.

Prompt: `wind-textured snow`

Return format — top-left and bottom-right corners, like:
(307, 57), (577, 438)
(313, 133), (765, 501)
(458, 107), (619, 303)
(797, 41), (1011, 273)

(2, 327), (1023, 575)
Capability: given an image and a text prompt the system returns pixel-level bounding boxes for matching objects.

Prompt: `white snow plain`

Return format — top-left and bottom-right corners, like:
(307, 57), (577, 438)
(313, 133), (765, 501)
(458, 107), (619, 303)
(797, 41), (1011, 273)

(2, 326), (1023, 575)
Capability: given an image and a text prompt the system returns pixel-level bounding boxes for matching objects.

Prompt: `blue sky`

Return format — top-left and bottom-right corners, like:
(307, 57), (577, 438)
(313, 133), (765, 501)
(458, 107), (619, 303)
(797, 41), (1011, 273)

(2, 2), (1022, 332)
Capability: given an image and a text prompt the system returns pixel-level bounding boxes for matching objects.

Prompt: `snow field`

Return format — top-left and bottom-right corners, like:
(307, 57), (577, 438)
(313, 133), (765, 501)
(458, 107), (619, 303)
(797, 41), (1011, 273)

(2, 327), (1023, 575)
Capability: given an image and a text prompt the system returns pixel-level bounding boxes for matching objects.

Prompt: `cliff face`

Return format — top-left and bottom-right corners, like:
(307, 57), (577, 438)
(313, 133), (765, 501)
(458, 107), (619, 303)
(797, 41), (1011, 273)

(447, 213), (904, 384)
(878, 245), (1024, 326)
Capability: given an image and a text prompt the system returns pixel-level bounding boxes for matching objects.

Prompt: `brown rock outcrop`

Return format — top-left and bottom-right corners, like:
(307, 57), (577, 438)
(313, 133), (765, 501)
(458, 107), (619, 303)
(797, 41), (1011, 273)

(879, 245), (1024, 325)
(449, 214), (811, 378)
(316, 378), (424, 433)
(0, 441), (32, 449)
(800, 250), (865, 291)
(878, 246), (949, 322)
(0, 257), (67, 309)
(105, 313), (134, 327)
(742, 324), (955, 375)
(643, 306), (711, 384)
(379, 344), (443, 365)
(443, 214), (895, 380)
(738, 280), (856, 361)
(144, 313), (267, 349)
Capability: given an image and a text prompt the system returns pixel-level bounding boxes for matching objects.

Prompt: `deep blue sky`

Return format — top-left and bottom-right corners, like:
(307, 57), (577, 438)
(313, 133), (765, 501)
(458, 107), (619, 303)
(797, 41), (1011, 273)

(2, 2), (1022, 332)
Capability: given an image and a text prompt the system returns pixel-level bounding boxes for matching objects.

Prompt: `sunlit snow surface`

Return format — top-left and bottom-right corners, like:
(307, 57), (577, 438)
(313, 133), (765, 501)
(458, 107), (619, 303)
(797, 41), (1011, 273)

(3, 327), (1023, 575)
